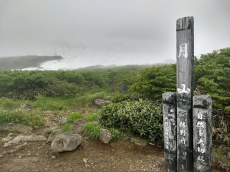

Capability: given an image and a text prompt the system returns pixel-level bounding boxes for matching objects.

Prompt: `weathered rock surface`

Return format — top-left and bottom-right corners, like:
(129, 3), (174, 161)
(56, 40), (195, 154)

(99, 129), (112, 144)
(51, 133), (83, 152)
(72, 121), (85, 134)
(4, 142), (11, 148)
(43, 126), (59, 135)
(0, 123), (32, 133)
(59, 117), (67, 125)
(95, 99), (110, 107)
(228, 152), (230, 160)
(9, 135), (47, 144)
(47, 129), (62, 143)
(2, 136), (12, 143)
(130, 137), (148, 146)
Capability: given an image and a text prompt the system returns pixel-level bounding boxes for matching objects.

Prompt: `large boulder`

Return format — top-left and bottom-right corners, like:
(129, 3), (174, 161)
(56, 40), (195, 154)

(95, 99), (110, 107)
(9, 135), (47, 144)
(51, 133), (83, 153)
(99, 129), (112, 144)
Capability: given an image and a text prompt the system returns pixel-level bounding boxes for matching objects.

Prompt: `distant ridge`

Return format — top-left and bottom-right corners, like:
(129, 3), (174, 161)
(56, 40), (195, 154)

(0, 55), (63, 70)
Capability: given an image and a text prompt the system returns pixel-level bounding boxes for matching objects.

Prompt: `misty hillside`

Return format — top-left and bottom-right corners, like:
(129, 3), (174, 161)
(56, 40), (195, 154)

(0, 55), (63, 70)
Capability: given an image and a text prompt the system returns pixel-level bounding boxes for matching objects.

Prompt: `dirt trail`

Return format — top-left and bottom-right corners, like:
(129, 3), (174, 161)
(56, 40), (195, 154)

(0, 131), (222, 172)
(0, 130), (165, 172)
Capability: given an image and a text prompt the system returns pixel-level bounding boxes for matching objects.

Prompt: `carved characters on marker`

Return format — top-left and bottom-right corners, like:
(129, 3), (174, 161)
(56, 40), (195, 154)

(164, 108), (176, 151)
(179, 119), (187, 146)
(177, 84), (190, 94)
(178, 43), (188, 58)
(196, 112), (207, 163)
(198, 156), (205, 162)
(198, 112), (203, 120)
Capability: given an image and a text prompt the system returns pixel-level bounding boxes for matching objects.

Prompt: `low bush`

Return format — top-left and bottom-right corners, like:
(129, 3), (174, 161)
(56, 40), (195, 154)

(98, 99), (163, 144)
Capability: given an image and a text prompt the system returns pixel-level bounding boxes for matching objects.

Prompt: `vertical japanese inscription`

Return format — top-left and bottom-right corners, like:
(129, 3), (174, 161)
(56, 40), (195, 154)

(193, 95), (212, 172)
(163, 92), (177, 172)
(176, 16), (194, 172)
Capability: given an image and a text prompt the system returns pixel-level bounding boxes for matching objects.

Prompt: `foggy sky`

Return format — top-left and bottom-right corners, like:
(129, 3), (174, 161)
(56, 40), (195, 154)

(0, 0), (230, 68)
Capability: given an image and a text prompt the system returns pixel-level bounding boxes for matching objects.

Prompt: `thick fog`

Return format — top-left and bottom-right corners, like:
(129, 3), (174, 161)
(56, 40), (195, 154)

(0, 0), (229, 69)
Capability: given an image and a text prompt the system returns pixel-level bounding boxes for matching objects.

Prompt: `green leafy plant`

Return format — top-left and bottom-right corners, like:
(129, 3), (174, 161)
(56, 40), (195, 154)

(98, 99), (163, 144)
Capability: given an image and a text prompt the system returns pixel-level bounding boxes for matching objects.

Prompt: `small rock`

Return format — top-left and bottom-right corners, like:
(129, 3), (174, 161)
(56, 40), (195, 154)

(51, 156), (56, 159)
(0, 123), (32, 133)
(59, 117), (67, 125)
(8, 133), (16, 137)
(47, 129), (62, 143)
(99, 129), (112, 144)
(1, 137), (11, 142)
(43, 126), (59, 135)
(130, 137), (148, 146)
(83, 158), (88, 164)
(72, 122), (85, 134)
(9, 150), (15, 154)
(9, 135), (47, 144)
(4, 143), (11, 148)
(95, 99), (111, 107)
(0, 154), (3, 158)
(51, 133), (83, 153)
(228, 152), (230, 160)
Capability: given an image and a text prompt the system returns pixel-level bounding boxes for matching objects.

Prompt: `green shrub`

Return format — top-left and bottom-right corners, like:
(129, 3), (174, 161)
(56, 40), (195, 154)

(111, 93), (142, 103)
(98, 99), (163, 144)
(45, 80), (80, 97)
(130, 65), (176, 100)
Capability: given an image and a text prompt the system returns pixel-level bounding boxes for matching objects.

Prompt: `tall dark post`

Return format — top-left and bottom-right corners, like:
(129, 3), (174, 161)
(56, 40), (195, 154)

(163, 92), (177, 172)
(193, 95), (212, 172)
(176, 16), (194, 171)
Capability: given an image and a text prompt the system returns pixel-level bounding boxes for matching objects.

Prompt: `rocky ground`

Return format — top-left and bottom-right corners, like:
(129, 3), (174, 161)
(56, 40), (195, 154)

(0, 129), (165, 172)
(0, 111), (224, 172)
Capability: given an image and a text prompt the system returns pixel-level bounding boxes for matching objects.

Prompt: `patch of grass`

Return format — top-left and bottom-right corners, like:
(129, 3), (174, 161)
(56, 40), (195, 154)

(84, 122), (102, 139)
(62, 113), (83, 132)
(66, 113), (82, 123)
(66, 88), (113, 106)
(62, 123), (73, 132)
(213, 146), (230, 169)
(0, 109), (44, 127)
(32, 96), (68, 111)
(86, 113), (99, 122)
(0, 98), (28, 110)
